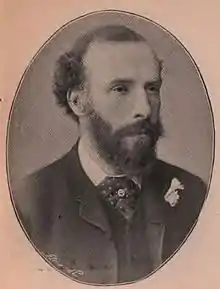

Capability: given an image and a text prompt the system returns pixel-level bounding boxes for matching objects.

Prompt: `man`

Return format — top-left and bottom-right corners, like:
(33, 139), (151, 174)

(14, 25), (206, 284)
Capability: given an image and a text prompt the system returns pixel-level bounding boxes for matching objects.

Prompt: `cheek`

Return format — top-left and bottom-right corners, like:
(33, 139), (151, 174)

(148, 96), (161, 123)
(91, 93), (134, 128)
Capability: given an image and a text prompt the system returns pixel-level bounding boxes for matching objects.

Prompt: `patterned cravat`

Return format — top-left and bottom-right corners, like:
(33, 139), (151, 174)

(98, 176), (142, 220)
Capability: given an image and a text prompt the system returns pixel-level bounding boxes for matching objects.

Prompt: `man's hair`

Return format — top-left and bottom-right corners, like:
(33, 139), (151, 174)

(53, 25), (150, 122)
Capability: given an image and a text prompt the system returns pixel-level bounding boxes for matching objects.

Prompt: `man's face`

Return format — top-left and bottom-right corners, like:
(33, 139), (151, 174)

(82, 41), (163, 175)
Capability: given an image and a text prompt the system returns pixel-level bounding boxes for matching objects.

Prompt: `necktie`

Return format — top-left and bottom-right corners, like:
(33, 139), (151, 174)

(98, 176), (141, 220)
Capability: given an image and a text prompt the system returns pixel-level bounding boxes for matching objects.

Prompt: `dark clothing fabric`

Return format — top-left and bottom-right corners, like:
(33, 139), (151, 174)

(100, 196), (154, 282)
(13, 145), (207, 284)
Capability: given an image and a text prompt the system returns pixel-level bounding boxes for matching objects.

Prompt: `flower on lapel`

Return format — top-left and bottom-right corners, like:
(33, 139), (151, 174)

(164, 177), (184, 207)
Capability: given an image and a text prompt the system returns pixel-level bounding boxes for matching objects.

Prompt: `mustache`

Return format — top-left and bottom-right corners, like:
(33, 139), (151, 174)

(114, 118), (164, 139)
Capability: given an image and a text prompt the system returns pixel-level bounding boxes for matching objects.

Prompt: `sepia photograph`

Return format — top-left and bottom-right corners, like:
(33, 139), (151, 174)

(6, 10), (214, 285)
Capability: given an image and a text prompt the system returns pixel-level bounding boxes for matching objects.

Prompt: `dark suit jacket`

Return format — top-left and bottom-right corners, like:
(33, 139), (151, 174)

(13, 145), (206, 284)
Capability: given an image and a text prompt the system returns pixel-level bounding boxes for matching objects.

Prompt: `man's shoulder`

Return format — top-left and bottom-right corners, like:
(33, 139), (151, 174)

(21, 145), (80, 188)
(152, 159), (207, 193)
(13, 147), (81, 215)
(151, 160), (208, 257)
(150, 159), (208, 259)
(152, 159), (207, 213)
(13, 146), (84, 240)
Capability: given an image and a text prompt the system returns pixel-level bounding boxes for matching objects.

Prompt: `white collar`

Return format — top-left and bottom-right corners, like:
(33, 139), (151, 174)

(78, 137), (141, 188)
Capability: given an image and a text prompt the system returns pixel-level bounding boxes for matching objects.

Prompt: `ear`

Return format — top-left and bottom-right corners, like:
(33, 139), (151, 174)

(67, 90), (88, 117)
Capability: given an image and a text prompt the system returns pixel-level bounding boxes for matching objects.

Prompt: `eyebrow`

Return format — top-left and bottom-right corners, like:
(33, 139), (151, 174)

(108, 77), (162, 88)
(144, 79), (162, 87)
(108, 79), (134, 87)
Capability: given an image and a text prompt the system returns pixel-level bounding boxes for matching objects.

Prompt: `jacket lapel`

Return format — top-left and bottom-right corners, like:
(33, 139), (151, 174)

(66, 143), (112, 239)
(79, 185), (112, 239)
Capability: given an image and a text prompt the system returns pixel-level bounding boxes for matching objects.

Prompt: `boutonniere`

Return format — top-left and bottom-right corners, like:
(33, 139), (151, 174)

(164, 177), (184, 207)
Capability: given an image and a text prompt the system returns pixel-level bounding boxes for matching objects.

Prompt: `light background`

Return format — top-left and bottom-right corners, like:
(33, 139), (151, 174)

(1, 1), (220, 289)
(7, 11), (213, 185)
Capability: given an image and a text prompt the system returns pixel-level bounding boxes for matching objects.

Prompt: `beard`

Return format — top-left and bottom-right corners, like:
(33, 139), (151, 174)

(88, 111), (164, 176)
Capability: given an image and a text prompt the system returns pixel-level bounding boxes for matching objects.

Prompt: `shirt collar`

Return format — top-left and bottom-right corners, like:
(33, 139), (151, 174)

(78, 137), (141, 188)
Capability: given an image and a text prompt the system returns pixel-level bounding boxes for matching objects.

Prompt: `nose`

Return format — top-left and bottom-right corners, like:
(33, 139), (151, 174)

(133, 88), (151, 119)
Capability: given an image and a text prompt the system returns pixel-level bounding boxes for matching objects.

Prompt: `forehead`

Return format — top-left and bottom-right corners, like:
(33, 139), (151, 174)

(83, 41), (160, 83)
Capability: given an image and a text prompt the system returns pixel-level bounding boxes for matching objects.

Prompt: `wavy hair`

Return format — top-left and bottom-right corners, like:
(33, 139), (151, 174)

(53, 25), (152, 122)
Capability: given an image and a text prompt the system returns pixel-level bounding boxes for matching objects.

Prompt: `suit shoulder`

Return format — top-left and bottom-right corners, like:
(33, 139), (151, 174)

(12, 147), (80, 236)
(17, 146), (80, 192)
(154, 159), (207, 192)
(157, 160), (207, 225)
(152, 159), (207, 228)
(155, 160), (208, 259)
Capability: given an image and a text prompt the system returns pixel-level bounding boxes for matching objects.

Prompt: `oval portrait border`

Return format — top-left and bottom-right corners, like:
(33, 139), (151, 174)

(6, 9), (215, 286)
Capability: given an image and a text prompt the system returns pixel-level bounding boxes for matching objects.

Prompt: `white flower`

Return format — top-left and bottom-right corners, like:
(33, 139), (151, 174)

(164, 178), (184, 207)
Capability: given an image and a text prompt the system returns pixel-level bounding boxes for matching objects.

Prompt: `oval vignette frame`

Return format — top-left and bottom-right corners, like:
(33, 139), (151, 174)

(6, 9), (215, 286)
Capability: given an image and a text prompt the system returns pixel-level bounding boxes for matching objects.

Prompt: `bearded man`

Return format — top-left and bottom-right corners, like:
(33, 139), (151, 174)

(14, 25), (206, 284)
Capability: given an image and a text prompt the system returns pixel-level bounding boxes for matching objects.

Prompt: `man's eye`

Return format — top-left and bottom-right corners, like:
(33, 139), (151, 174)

(112, 85), (129, 94)
(147, 85), (159, 93)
